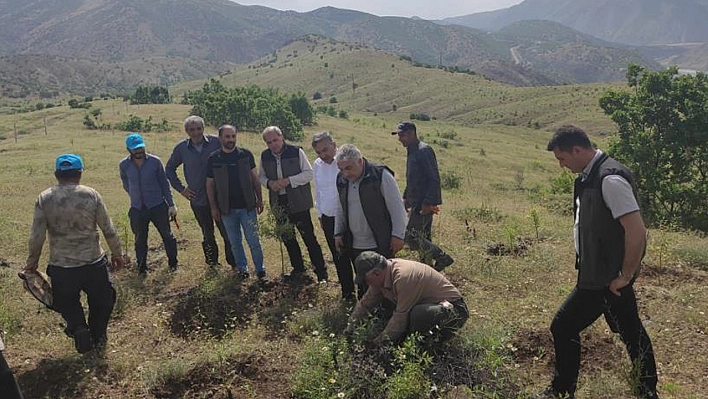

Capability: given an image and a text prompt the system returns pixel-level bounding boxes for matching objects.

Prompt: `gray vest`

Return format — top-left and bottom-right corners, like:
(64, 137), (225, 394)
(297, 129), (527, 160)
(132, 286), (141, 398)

(574, 153), (637, 289)
(261, 144), (313, 214)
(336, 159), (394, 257)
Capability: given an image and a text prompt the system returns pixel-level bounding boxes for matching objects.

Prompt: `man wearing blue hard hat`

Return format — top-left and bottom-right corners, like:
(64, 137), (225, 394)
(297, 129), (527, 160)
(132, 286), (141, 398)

(23, 154), (128, 354)
(119, 133), (179, 275)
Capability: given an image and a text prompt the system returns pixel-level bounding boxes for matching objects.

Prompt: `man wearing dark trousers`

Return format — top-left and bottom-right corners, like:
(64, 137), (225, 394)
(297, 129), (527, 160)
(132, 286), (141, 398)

(120, 133), (178, 275)
(259, 126), (327, 282)
(167, 116), (237, 269)
(312, 132), (341, 286)
(334, 144), (408, 299)
(0, 336), (24, 399)
(24, 154), (127, 353)
(392, 121), (453, 271)
(539, 125), (659, 399)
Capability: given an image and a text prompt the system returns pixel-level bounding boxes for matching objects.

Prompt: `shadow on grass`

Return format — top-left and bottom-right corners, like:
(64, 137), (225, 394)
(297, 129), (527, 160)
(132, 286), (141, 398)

(16, 354), (108, 399)
(168, 271), (322, 339)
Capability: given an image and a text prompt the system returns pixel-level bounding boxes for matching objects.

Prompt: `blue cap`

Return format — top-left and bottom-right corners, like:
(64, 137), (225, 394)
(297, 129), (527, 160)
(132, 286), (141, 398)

(55, 154), (84, 171)
(125, 133), (146, 151)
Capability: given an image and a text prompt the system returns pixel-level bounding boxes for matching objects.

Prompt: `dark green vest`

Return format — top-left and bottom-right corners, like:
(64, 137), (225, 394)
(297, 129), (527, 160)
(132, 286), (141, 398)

(210, 148), (257, 214)
(574, 153), (637, 289)
(336, 159), (394, 258)
(261, 144), (313, 214)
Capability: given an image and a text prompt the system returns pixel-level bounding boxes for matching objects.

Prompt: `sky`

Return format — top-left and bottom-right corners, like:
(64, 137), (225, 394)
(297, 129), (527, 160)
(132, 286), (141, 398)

(232, 0), (525, 20)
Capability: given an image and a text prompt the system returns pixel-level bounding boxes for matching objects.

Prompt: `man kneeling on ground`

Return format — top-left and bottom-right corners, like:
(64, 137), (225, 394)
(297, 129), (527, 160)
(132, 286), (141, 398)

(345, 251), (468, 344)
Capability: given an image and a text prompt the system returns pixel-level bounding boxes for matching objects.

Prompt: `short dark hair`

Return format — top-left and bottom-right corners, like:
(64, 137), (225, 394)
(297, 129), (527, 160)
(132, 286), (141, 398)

(54, 169), (82, 179)
(218, 124), (237, 136)
(547, 125), (592, 152)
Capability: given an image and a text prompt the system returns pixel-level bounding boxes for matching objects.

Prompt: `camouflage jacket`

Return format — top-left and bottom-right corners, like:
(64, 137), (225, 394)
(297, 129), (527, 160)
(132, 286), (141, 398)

(27, 184), (123, 268)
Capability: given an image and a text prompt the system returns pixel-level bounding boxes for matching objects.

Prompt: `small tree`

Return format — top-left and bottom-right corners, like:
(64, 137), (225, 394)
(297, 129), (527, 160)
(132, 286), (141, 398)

(600, 64), (708, 230)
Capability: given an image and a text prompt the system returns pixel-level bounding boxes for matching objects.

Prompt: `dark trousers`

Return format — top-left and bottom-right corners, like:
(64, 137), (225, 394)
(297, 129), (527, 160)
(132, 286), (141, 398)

(46, 258), (116, 343)
(550, 284), (658, 396)
(408, 298), (469, 341)
(191, 204), (236, 267)
(405, 209), (446, 263)
(0, 352), (24, 399)
(336, 247), (378, 300)
(275, 195), (326, 278)
(129, 202), (178, 271)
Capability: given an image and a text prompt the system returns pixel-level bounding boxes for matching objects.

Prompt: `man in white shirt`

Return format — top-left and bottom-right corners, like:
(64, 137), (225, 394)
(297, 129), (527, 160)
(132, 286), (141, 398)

(312, 132), (345, 295)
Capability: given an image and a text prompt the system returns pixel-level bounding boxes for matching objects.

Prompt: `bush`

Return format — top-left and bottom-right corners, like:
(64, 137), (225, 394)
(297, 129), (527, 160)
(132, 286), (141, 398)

(115, 115), (169, 132)
(338, 110), (348, 119)
(329, 96), (338, 104)
(440, 171), (462, 190)
(409, 113), (431, 121)
(130, 85), (170, 104)
(68, 99), (91, 109)
(184, 79), (306, 141)
(312, 91), (322, 100)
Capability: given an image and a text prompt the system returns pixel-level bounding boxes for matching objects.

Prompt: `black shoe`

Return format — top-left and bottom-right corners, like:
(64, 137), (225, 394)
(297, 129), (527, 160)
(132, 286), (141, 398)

(138, 267), (148, 277)
(316, 271), (329, 283)
(434, 253), (454, 271)
(257, 271), (269, 283)
(237, 270), (250, 280)
(169, 263), (178, 272)
(73, 328), (93, 354)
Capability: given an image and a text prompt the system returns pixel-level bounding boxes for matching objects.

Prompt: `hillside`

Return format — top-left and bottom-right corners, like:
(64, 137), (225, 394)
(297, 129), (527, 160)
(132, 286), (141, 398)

(441, 0), (708, 46)
(0, 55), (235, 98)
(1, 95), (707, 398)
(175, 36), (620, 133)
(0, 0), (656, 88)
(494, 20), (661, 83)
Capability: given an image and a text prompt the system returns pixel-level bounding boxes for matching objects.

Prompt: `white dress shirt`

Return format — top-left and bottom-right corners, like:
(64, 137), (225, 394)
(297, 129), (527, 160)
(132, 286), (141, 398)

(313, 157), (340, 217)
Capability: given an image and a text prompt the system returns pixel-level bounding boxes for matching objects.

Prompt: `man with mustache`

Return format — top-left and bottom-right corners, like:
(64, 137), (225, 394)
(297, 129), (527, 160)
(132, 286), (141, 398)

(119, 133), (178, 276)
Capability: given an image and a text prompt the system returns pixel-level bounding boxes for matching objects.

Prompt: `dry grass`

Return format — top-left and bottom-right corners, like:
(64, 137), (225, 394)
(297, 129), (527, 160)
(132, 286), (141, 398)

(0, 92), (707, 398)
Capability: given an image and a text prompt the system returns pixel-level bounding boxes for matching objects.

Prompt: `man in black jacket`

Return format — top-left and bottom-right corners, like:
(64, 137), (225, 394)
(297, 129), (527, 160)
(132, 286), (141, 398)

(393, 122), (453, 271)
(538, 125), (659, 399)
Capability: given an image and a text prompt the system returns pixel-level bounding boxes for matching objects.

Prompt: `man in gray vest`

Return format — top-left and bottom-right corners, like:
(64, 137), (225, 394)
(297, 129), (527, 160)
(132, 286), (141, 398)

(166, 116), (237, 269)
(259, 126), (327, 282)
(392, 121), (454, 271)
(334, 144), (407, 299)
(539, 126), (659, 399)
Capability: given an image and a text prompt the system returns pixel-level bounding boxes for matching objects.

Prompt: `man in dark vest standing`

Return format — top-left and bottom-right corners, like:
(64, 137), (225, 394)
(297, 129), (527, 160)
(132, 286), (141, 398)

(333, 144), (407, 299)
(539, 126), (659, 399)
(206, 125), (267, 281)
(259, 126), (327, 282)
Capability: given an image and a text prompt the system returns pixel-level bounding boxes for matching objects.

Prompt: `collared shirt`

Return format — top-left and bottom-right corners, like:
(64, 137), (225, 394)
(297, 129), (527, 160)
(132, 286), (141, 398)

(574, 149), (639, 255)
(119, 154), (174, 210)
(258, 147), (313, 194)
(166, 134), (222, 207)
(27, 184), (123, 268)
(350, 258), (463, 342)
(313, 157), (339, 217)
(334, 168), (407, 249)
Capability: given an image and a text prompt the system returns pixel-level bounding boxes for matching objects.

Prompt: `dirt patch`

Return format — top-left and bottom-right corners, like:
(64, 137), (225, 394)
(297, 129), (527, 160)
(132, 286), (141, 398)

(509, 327), (623, 373)
(485, 237), (533, 256)
(169, 273), (321, 339)
(639, 262), (708, 287)
(150, 353), (291, 399)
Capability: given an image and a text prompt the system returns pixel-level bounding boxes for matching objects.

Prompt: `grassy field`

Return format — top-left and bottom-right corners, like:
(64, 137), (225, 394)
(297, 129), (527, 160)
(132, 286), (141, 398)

(1, 56), (707, 398)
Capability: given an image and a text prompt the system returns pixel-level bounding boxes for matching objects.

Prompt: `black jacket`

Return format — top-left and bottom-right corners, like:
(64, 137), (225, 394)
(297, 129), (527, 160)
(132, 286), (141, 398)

(404, 139), (441, 209)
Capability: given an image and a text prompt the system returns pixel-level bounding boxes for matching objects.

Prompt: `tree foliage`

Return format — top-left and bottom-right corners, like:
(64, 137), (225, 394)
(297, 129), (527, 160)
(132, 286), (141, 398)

(130, 85), (171, 105)
(183, 79), (309, 141)
(599, 64), (708, 230)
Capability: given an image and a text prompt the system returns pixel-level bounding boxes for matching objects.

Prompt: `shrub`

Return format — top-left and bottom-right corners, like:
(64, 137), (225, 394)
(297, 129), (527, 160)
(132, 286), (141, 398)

(312, 91), (322, 100)
(130, 85), (170, 104)
(329, 96), (338, 104)
(338, 110), (348, 119)
(440, 171), (462, 190)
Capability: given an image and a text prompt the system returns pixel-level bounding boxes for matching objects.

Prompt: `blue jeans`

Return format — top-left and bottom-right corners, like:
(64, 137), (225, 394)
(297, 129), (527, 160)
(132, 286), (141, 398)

(220, 208), (265, 273)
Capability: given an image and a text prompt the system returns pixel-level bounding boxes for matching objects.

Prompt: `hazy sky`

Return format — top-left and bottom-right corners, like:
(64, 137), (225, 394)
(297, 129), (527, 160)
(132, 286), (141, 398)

(233, 0), (524, 20)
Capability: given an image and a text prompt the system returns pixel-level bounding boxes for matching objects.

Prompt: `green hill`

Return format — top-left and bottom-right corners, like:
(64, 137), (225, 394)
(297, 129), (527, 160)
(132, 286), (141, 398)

(175, 36), (619, 133)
